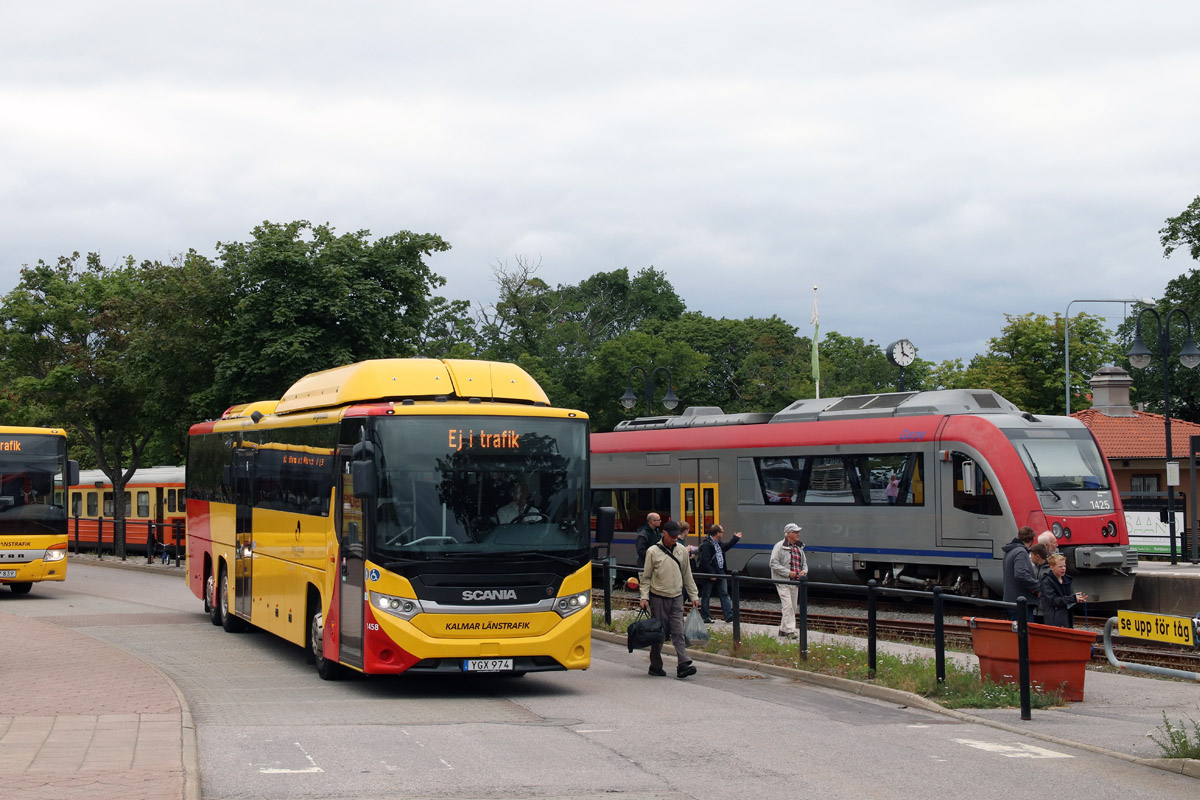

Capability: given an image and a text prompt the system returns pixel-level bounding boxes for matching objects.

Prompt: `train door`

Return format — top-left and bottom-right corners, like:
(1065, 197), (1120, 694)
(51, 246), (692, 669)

(336, 446), (364, 668)
(938, 448), (1001, 548)
(679, 458), (719, 537)
(233, 449), (254, 619)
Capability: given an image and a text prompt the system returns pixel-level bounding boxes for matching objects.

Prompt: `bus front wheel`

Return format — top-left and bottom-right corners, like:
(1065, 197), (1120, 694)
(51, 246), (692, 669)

(309, 609), (343, 681)
(8, 582), (32, 594)
(206, 573), (221, 626)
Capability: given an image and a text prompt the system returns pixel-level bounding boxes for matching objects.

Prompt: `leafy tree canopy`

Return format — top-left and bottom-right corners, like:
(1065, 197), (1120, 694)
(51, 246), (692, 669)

(212, 220), (451, 405)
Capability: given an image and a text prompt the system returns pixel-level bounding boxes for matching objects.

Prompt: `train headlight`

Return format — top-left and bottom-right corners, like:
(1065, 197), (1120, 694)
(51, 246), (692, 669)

(1062, 527), (1072, 539)
(43, 546), (67, 562)
(369, 591), (422, 621)
(1051, 522), (1063, 538)
(1105, 521), (1117, 537)
(555, 591), (591, 618)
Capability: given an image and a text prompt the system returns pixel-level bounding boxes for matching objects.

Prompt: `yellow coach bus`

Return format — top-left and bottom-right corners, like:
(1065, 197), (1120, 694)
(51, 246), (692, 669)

(186, 358), (613, 679)
(1, 426), (79, 594)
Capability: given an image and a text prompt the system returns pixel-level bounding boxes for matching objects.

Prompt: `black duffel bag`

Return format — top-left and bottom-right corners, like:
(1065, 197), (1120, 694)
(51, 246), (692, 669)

(627, 608), (666, 652)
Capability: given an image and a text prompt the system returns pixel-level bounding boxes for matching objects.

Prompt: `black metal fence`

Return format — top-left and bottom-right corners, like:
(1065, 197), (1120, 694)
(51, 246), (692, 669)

(70, 516), (185, 567)
(594, 558), (1039, 720)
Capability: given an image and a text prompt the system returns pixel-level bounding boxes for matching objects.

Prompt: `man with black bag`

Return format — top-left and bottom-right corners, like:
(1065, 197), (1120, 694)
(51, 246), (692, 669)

(639, 520), (700, 679)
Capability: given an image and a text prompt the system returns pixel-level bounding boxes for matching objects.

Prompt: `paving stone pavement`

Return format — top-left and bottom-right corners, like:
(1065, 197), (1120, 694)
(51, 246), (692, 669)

(0, 611), (197, 800)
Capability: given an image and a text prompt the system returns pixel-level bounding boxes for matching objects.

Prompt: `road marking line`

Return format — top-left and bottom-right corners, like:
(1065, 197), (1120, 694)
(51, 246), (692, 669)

(953, 738), (1071, 759)
(256, 741), (325, 773)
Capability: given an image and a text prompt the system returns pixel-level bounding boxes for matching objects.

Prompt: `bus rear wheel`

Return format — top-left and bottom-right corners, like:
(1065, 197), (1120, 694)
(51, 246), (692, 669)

(309, 609), (343, 681)
(206, 573), (221, 625)
(8, 582), (32, 594)
(219, 568), (246, 633)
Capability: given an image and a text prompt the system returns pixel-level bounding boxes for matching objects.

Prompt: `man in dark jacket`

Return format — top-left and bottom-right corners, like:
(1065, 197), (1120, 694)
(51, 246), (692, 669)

(1002, 526), (1039, 621)
(696, 523), (741, 622)
(634, 512), (663, 568)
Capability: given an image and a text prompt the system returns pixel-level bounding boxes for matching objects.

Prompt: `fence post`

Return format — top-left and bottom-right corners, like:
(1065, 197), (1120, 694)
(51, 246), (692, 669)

(1017, 597), (1031, 721)
(73, 512), (80, 555)
(867, 579), (878, 678)
(97, 518), (104, 559)
(730, 571), (741, 647)
(173, 519), (184, 567)
(146, 521), (155, 565)
(798, 576), (808, 659)
(603, 557), (614, 625)
(932, 586), (946, 685)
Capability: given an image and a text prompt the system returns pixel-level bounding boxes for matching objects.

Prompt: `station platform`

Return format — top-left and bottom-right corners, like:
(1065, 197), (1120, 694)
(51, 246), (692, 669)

(1124, 559), (1200, 615)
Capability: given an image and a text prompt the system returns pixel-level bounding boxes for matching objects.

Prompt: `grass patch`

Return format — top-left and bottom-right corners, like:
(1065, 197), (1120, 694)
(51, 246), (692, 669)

(594, 610), (1064, 710)
(1149, 713), (1200, 759)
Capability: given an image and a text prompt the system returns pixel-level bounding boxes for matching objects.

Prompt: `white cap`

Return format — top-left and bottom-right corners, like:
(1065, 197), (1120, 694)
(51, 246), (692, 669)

(783, 523), (802, 534)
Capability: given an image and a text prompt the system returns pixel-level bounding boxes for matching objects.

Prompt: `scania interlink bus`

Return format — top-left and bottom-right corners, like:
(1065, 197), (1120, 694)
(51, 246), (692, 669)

(1, 426), (79, 593)
(186, 359), (612, 679)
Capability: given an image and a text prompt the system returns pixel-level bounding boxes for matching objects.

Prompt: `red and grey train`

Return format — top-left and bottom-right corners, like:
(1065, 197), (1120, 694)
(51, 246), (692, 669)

(591, 389), (1136, 602)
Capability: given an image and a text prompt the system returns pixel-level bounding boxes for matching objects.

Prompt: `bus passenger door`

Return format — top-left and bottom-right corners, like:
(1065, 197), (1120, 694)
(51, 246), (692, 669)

(680, 458), (720, 537)
(337, 448), (365, 668)
(233, 450), (254, 619)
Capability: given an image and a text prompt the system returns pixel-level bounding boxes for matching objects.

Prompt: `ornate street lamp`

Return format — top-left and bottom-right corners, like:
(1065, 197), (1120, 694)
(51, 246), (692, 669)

(620, 366), (679, 416)
(1126, 307), (1200, 564)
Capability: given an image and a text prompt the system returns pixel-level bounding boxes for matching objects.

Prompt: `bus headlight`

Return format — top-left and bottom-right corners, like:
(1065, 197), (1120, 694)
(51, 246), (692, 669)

(555, 591), (591, 618)
(43, 546), (67, 562)
(369, 591), (422, 621)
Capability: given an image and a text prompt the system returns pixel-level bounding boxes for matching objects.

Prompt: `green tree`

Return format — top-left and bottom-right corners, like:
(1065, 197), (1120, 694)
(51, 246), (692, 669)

(1160, 195), (1200, 261)
(1117, 279), (1200, 422)
(962, 312), (1120, 414)
(212, 221), (452, 405)
(0, 252), (223, 556)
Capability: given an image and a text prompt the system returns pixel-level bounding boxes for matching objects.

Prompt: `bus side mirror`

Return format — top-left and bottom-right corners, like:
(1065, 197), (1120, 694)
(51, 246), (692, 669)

(961, 460), (977, 496)
(594, 506), (616, 544)
(351, 460), (376, 498)
(67, 460), (80, 487)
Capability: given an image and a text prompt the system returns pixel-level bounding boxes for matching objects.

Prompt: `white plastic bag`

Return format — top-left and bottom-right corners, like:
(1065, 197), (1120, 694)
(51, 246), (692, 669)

(684, 607), (709, 646)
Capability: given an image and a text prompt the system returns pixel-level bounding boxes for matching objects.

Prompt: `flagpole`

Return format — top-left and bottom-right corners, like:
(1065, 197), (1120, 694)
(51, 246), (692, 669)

(811, 285), (820, 399)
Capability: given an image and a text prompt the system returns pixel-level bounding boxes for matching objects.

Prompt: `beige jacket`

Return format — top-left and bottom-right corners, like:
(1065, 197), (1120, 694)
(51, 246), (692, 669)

(640, 540), (699, 603)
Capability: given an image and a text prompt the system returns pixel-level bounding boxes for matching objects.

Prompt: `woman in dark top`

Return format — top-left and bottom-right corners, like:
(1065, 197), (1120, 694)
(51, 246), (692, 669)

(1039, 553), (1086, 628)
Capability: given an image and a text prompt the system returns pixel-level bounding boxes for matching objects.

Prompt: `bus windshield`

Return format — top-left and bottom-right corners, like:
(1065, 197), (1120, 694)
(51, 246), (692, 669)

(1004, 428), (1110, 492)
(369, 415), (589, 561)
(0, 434), (67, 535)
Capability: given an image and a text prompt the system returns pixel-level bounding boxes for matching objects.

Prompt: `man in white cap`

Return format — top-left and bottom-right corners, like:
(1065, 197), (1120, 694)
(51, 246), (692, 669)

(769, 522), (807, 638)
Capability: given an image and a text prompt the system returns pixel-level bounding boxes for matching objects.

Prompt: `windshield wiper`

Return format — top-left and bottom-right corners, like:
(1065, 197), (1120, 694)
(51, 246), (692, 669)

(1022, 445), (1061, 501)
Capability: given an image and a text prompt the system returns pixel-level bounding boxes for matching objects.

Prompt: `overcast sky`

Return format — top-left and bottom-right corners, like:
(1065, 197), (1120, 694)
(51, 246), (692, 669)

(3, 1), (1198, 364)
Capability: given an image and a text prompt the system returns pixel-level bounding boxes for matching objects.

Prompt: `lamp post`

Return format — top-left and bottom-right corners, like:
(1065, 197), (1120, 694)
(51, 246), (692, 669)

(620, 366), (679, 416)
(1064, 297), (1153, 414)
(1126, 307), (1200, 565)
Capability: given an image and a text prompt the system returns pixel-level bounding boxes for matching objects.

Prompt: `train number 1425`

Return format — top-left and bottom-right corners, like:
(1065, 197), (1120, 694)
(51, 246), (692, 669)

(1090, 499), (1111, 509)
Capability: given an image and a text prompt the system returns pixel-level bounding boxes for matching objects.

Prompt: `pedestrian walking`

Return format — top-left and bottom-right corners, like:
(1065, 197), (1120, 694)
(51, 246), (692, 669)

(639, 520), (700, 678)
(635, 512), (663, 568)
(697, 523), (741, 622)
(769, 522), (807, 639)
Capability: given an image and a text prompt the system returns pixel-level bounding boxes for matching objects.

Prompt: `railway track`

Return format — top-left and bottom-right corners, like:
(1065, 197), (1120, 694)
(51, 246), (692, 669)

(594, 590), (1200, 674)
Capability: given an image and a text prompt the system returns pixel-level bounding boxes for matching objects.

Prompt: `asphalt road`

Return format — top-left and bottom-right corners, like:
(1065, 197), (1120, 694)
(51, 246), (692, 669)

(6, 564), (1198, 800)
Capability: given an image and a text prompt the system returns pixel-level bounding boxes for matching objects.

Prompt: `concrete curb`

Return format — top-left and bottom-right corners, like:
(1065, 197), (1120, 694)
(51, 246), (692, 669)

(592, 629), (1200, 779)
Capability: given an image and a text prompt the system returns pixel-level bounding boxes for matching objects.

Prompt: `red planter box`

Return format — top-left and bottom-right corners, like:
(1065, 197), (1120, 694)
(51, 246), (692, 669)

(965, 617), (1097, 702)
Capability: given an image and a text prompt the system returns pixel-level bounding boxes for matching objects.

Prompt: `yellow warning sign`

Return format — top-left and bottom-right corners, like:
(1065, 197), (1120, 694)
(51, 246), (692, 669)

(1116, 610), (1196, 647)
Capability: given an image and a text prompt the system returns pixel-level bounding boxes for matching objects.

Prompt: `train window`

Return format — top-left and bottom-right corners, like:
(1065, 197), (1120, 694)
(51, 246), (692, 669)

(123, 492), (132, 516)
(952, 453), (1002, 515)
(591, 487), (672, 532)
(852, 453), (923, 506)
(756, 457), (804, 504)
(103, 492), (113, 516)
(804, 457), (856, 504)
(72, 493), (82, 517)
(87, 492), (98, 516)
(136, 491), (150, 517)
(167, 490), (177, 513)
